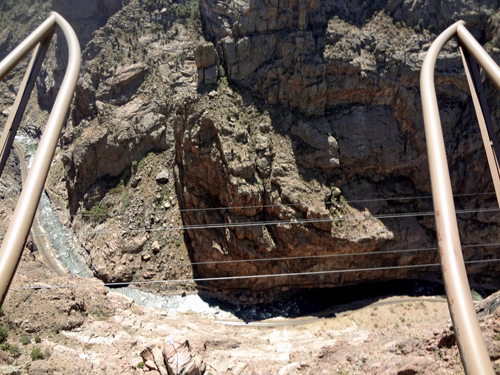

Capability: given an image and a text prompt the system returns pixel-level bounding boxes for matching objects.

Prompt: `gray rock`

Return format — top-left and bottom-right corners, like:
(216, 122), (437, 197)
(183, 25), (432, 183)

(155, 170), (169, 184)
(131, 174), (142, 188)
(123, 236), (148, 254)
(27, 360), (56, 375)
(0, 366), (21, 375)
(152, 241), (161, 253)
(194, 42), (218, 69)
(204, 65), (218, 84)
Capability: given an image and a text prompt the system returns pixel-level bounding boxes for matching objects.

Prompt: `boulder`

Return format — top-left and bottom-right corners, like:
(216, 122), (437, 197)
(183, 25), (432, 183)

(123, 235), (148, 254)
(0, 366), (21, 375)
(152, 241), (161, 253)
(162, 338), (206, 375)
(156, 171), (169, 184)
(152, 346), (169, 375)
(26, 360), (56, 375)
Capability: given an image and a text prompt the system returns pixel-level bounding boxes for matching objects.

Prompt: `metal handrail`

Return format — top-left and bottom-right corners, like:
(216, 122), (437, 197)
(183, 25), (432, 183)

(421, 21), (499, 374)
(0, 12), (80, 307)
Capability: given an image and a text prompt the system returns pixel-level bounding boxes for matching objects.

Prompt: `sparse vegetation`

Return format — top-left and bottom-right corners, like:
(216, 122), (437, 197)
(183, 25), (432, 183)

(122, 191), (132, 210)
(30, 347), (44, 361)
(9, 344), (20, 358)
(218, 76), (228, 86)
(109, 183), (124, 195)
(83, 203), (109, 223)
(50, 161), (64, 185)
(90, 307), (109, 321)
(0, 326), (7, 343)
(21, 335), (30, 345)
(329, 194), (347, 216)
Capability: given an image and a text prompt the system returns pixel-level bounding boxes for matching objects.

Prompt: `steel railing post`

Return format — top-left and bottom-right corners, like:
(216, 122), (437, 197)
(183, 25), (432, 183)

(421, 21), (495, 374)
(0, 12), (80, 307)
(0, 33), (53, 178)
(458, 44), (500, 204)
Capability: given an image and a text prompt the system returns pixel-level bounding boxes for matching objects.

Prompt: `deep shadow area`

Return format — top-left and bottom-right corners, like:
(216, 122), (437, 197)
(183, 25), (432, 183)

(199, 279), (493, 323)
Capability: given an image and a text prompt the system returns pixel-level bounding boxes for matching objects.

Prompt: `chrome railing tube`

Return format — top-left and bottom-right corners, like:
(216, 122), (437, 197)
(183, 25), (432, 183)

(421, 21), (494, 375)
(0, 12), (80, 306)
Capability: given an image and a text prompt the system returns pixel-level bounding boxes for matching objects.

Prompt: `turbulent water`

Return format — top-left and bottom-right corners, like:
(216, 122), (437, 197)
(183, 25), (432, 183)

(37, 191), (93, 277)
(15, 132), (231, 313)
(109, 286), (233, 317)
(16, 133), (92, 277)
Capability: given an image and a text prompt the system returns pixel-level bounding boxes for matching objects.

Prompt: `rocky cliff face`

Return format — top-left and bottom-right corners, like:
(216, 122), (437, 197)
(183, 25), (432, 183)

(175, 0), (500, 299)
(3, 0), (500, 302)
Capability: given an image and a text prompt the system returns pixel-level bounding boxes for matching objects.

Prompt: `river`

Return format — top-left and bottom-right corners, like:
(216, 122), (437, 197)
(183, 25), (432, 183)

(15, 132), (233, 316)
(14, 132), (459, 323)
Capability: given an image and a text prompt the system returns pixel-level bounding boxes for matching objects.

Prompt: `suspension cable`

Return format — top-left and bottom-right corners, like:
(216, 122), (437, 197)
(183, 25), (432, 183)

(10, 258), (500, 291)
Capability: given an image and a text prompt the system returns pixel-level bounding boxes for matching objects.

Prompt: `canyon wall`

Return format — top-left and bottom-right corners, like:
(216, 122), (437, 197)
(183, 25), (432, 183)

(3, 0), (500, 302)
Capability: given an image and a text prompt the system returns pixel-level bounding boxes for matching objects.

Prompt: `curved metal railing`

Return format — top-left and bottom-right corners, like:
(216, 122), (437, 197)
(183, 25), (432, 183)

(0, 12), (80, 306)
(421, 21), (500, 375)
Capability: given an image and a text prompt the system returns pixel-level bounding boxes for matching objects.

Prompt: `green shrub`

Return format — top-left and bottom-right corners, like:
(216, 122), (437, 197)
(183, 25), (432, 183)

(30, 347), (44, 361)
(9, 344), (20, 358)
(137, 362), (145, 369)
(83, 203), (108, 223)
(21, 335), (30, 345)
(138, 159), (146, 171)
(175, 240), (181, 247)
(109, 183), (124, 195)
(35, 336), (41, 344)
(0, 342), (9, 351)
(122, 192), (131, 209)
(0, 326), (7, 343)
(218, 76), (228, 86)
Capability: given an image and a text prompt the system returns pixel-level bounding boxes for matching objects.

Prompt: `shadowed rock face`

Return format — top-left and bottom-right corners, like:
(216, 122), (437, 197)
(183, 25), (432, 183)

(176, 0), (500, 299)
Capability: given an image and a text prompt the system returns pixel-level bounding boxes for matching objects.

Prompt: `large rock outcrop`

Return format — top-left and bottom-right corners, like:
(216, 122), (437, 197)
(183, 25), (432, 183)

(175, 0), (500, 297)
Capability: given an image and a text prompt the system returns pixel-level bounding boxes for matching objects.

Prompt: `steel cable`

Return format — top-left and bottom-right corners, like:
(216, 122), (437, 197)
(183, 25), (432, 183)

(13, 205), (500, 240)
(10, 258), (500, 291)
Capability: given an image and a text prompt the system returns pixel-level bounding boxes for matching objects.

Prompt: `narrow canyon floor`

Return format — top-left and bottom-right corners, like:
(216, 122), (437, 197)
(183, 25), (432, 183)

(3, 249), (500, 375)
